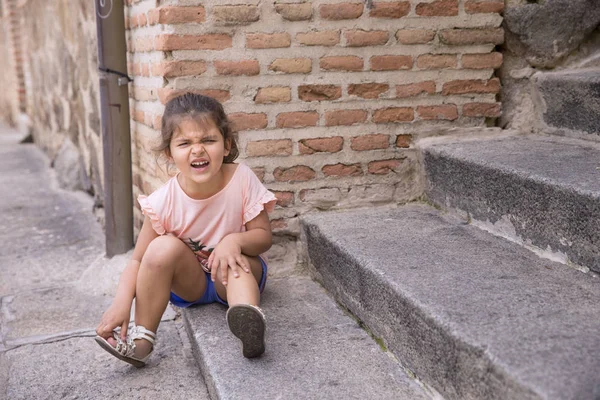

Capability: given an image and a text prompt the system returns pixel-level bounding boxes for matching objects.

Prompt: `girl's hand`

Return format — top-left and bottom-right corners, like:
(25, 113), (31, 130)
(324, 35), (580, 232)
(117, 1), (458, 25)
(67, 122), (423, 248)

(96, 300), (131, 341)
(208, 236), (251, 286)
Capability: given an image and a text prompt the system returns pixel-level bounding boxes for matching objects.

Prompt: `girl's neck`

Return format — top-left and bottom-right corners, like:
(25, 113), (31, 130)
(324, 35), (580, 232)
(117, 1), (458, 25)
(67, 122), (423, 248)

(176, 164), (236, 200)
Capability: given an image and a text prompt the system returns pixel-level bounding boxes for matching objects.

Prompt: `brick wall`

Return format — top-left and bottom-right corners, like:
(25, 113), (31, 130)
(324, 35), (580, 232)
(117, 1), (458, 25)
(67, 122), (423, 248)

(126, 0), (503, 265)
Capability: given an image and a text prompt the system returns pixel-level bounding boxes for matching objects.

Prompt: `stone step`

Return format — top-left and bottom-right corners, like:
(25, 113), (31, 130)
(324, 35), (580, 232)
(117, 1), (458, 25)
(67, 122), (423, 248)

(182, 276), (433, 400)
(533, 68), (600, 136)
(301, 204), (600, 400)
(423, 134), (600, 274)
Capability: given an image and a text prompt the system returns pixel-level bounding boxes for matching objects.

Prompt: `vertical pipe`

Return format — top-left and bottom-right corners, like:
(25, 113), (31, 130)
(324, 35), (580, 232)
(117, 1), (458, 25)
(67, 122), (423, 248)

(94, 0), (133, 256)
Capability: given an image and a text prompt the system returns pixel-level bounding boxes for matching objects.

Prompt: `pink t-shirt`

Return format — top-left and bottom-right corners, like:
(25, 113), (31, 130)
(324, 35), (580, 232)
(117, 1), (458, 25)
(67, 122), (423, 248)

(138, 163), (276, 266)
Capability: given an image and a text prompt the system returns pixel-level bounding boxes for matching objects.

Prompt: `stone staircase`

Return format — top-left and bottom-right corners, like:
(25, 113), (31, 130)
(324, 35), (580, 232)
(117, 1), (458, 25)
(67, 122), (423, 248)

(181, 129), (600, 400)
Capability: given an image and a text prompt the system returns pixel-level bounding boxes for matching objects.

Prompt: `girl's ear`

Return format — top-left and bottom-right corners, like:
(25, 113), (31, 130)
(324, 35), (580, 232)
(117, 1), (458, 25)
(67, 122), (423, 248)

(224, 138), (232, 156)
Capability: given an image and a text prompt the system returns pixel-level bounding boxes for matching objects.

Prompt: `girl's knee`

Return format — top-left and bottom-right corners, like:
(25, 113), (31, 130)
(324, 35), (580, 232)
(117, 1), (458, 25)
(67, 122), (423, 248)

(141, 235), (188, 273)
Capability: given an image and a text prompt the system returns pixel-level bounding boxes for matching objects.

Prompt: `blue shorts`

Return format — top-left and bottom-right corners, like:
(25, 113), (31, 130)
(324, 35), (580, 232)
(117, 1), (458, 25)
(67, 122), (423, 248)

(169, 256), (268, 308)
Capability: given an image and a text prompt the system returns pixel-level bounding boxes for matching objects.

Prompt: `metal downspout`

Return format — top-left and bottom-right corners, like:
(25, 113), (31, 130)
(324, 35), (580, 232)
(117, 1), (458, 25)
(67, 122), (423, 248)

(94, 0), (133, 256)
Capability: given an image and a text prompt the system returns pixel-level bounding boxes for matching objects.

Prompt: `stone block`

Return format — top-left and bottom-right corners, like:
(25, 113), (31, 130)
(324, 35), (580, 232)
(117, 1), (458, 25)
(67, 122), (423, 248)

(302, 205), (600, 400)
(182, 277), (430, 400)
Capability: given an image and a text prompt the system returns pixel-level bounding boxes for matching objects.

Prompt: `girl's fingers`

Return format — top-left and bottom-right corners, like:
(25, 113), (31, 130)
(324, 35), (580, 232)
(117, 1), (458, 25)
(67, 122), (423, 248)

(121, 320), (129, 340)
(236, 255), (250, 273)
(219, 259), (228, 286)
(207, 253), (214, 271)
(228, 257), (240, 278)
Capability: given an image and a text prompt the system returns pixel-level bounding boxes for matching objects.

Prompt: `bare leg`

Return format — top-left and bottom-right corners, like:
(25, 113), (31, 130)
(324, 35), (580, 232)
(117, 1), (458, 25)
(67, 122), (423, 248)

(214, 255), (263, 306)
(111, 235), (207, 358)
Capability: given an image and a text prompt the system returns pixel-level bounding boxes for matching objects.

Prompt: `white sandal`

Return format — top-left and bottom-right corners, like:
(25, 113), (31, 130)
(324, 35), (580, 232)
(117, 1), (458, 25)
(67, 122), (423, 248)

(95, 325), (157, 368)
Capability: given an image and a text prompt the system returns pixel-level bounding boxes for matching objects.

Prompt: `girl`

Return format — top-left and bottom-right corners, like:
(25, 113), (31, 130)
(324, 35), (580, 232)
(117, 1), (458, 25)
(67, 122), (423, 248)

(95, 93), (276, 365)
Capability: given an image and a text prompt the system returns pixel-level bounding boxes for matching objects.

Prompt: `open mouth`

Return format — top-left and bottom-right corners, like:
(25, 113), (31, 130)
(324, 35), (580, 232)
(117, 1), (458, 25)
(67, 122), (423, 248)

(191, 161), (209, 169)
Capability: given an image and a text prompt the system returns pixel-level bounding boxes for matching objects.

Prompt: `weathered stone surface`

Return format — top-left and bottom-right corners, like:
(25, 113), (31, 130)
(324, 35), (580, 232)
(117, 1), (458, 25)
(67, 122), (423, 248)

(424, 134), (600, 273)
(1, 321), (209, 400)
(0, 141), (103, 295)
(183, 277), (431, 400)
(503, 0), (600, 67)
(534, 69), (600, 135)
(302, 204), (600, 400)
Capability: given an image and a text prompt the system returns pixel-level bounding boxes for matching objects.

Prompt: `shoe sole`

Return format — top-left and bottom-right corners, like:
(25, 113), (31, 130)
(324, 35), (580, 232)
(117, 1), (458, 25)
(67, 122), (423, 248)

(94, 335), (147, 368)
(226, 305), (265, 358)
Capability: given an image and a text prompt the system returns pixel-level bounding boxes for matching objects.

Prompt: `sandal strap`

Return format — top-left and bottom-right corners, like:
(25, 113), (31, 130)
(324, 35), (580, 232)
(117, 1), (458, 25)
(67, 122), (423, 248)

(129, 325), (157, 346)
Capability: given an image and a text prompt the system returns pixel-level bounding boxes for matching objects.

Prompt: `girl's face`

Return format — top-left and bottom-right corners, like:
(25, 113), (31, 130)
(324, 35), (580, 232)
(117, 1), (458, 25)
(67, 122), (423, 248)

(168, 116), (231, 199)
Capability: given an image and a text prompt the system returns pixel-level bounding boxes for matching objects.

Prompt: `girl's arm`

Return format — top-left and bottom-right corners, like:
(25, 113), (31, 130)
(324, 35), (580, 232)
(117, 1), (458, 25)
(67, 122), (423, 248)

(228, 209), (272, 256)
(96, 216), (158, 339)
(209, 210), (272, 283)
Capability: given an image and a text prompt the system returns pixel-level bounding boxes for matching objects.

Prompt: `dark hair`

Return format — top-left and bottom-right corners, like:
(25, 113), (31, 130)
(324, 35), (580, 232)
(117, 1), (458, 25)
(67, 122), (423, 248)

(157, 93), (239, 163)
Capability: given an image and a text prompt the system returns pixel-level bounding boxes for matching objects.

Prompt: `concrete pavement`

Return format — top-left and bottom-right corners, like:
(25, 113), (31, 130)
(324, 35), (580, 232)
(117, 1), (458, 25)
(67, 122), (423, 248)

(0, 124), (210, 399)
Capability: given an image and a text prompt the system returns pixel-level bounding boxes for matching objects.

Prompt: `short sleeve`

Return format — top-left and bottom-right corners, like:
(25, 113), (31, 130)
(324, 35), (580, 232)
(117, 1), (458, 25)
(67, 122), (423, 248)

(241, 165), (277, 225)
(138, 195), (166, 235)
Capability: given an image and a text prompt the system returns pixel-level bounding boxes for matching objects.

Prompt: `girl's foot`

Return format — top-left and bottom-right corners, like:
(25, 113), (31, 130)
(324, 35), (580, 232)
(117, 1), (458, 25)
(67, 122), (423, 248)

(95, 325), (156, 367)
(226, 304), (266, 358)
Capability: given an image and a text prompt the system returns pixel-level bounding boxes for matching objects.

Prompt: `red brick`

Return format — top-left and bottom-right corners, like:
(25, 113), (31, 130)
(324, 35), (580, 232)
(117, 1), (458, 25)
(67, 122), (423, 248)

(396, 81), (436, 98)
(348, 83), (390, 99)
(462, 52), (503, 69)
(417, 105), (458, 120)
(251, 167), (266, 182)
(322, 163), (363, 177)
(369, 2), (410, 18)
(255, 87), (291, 103)
(396, 134), (413, 148)
(133, 109), (145, 123)
(373, 107), (414, 123)
(299, 85), (342, 101)
(156, 6), (205, 24)
(229, 113), (268, 132)
(246, 140), (293, 157)
(214, 60), (260, 76)
(368, 159), (402, 174)
(213, 5), (260, 25)
(134, 37), (154, 52)
(417, 54), (457, 70)
(465, 0), (504, 14)
(325, 110), (368, 126)
(276, 111), (320, 128)
(271, 219), (288, 231)
(138, 13), (147, 27)
(154, 60), (207, 77)
(141, 64), (150, 77)
(439, 28), (504, 45)
(416, 0), (458, 16)
(246, 32), (291, 49)
(351, 134), (390, 151)
(272, 191), (295, 207)
(345, 30), (389, 47)
(319, 3), (363, 20)
(147, 9), (159, 25)
(155, 34), (232, 51)
(463, 102), (501, 117)
(299, 137), (344, 154)
(320, 56), (363, 71)
(274, 166), (316, 182)
(269, 58), (312, 74)
(396, 29), (436, 44)
(275, 3), (313, 21)
(297, 31), (340, 46)
(442, 78), (501, 95)
(370, 55), (412, 71)
(158, 89), (231, 104)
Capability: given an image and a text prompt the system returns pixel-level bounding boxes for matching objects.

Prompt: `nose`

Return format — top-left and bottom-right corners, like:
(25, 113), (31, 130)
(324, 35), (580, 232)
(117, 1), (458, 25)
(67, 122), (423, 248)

(191, 143), (204, 155)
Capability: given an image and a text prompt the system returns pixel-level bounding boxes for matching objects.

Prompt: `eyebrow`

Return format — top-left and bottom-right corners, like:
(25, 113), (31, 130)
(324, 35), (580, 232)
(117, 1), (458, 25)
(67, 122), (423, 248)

(173, 133), (220, 141)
